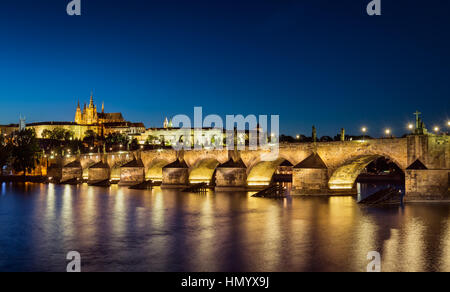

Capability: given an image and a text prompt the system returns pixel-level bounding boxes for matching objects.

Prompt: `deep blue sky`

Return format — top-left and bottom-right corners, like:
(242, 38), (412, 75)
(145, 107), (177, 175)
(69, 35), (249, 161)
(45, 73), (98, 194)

(0, 0), (449, 136)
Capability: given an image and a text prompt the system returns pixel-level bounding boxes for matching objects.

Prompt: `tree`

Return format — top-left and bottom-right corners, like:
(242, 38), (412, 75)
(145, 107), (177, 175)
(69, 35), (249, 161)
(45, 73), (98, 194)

(130, 138), (139, 150)
(146, 135), (159, 145)
(42, 129), (52, 139)
(11, 129), (40, 177)
(0, 135), (12, 175)
(83, 130), (98, 145)
(42, 128), (74, 141)
(105, 133), (129, 146)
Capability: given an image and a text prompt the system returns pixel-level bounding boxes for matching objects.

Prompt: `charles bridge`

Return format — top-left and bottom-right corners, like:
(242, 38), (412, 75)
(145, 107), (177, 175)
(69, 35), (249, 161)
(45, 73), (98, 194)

(46, 134), (450, 201)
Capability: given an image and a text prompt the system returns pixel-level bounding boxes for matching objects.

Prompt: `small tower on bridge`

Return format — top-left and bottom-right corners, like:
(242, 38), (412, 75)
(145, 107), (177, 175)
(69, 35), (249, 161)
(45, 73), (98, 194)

(413, 111), (428, 135)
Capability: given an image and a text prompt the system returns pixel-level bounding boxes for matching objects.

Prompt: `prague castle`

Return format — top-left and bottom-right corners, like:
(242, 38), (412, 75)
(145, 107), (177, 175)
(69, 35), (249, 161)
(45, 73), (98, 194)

(73, 94), (145, 137)
(0, 92), (222, 145)
(1, 93), (145, 140)
(75, 94), (125, 125)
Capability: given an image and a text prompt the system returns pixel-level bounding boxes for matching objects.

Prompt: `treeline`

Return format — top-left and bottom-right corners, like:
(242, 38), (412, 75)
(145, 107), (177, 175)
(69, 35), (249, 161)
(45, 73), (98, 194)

(0, 129), (40, 176)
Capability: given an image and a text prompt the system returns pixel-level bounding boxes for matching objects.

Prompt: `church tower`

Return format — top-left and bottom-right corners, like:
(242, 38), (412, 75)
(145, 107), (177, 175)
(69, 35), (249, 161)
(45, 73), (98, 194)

(75, 101), (82, 124)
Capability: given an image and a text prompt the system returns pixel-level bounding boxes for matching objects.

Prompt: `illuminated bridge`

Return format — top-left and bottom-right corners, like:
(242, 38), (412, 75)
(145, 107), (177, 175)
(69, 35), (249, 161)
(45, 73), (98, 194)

(48, 135), (449, 201)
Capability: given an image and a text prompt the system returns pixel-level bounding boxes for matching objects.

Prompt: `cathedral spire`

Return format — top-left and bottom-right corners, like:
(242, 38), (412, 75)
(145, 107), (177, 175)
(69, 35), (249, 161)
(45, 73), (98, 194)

(89, 91), (94, 108)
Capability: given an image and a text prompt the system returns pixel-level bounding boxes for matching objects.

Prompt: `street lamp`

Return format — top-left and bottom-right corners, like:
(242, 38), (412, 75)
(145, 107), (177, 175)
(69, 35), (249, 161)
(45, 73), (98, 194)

(385, 129), (391, 138)
(361, 127), (367, 141)
(408, 123), (414, 130)
(434, 126), (440, 134)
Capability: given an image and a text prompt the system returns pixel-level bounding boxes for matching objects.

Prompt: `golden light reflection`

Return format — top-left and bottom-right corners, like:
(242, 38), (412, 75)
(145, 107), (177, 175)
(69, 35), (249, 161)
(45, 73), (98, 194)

(62, 185), (74, 238)
(44, 183), (56, 233)
(439, 220), (450, 271)
(402, 217), (426, 272)
(190, 194), (220, 271)
(112, 187), (126, 235)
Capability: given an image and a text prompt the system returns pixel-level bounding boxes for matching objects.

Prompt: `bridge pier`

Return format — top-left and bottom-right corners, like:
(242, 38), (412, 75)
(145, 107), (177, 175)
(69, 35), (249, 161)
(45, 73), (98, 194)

(61, 160), (82, 184)
(119, 159), (145, 186)
(161, 159), (190, 189)
(404, 135), (450, 201)
(88, 161), (111, 185)
(405, 169), (449, 201)
(215, 158), (247, 192)
(292, 153), (329, 194)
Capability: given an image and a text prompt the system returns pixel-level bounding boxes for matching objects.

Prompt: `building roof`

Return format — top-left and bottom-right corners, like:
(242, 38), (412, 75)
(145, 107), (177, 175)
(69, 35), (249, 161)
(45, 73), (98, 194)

(217, 158), (247, 168)
(64, 160), (82, 168)
(103, 122), (145, 128)
(407, 159), (428, 170)
(27, 121), (78, 126)
(98, 113), (124, 121)
(163, 159), (189, 169)
(89, 161), (110, 169)
(121, 159), (145, 168)
(279, 160), (294, 167)
(294, 153), (327, 169)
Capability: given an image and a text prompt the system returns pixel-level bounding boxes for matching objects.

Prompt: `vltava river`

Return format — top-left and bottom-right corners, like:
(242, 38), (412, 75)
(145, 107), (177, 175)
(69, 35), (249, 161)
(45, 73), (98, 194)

(0, 183), (449, 272)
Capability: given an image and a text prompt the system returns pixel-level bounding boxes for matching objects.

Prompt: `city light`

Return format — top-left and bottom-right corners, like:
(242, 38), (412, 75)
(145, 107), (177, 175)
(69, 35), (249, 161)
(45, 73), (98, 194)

(408, 124), (414, 130)
(361, 127), (367, 141)
(385, 129), (391, 136)
(434, 126), (440, 133)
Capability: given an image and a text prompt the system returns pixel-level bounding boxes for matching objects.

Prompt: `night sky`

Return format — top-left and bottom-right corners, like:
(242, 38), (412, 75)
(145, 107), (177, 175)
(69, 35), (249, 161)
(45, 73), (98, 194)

(0, 0), (449, 137)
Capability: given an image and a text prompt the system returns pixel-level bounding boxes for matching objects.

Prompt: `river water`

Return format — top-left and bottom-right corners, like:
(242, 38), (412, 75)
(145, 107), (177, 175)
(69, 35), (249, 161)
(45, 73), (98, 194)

(0, 183), (449, 272)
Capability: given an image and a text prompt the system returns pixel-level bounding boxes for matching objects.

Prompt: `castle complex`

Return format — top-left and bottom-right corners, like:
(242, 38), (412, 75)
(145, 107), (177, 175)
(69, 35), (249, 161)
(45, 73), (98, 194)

(0, 93), (145, 140)
(73, 94), (145, 137)
(75, 94), (125, 125)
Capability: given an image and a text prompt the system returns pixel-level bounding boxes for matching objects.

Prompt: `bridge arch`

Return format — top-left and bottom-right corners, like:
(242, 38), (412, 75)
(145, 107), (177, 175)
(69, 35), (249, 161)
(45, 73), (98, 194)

(189, 158), (220, 184)
(247, 157), (294, 187)
(328, 154), (405, 190)
(146, 159), (171, 182)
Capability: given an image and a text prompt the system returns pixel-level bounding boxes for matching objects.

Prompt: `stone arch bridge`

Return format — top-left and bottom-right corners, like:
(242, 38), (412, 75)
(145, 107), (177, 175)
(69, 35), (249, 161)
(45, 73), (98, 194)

(48, 135), (449, 201)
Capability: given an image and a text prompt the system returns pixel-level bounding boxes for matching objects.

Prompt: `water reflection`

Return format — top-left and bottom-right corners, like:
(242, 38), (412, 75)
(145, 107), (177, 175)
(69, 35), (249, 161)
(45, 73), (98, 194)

(0, 183), (449, 272)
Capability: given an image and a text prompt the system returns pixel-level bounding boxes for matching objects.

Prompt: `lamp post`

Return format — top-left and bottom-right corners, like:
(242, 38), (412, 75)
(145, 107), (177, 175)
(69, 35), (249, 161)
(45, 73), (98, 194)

(385, 129), (391, 138)
(434, 127), (440, 134)
(361, 127), (367, 141)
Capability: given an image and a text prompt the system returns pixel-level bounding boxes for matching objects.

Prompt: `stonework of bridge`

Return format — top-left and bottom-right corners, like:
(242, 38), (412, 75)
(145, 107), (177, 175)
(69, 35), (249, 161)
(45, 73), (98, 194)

(47, 135), (449, 201)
